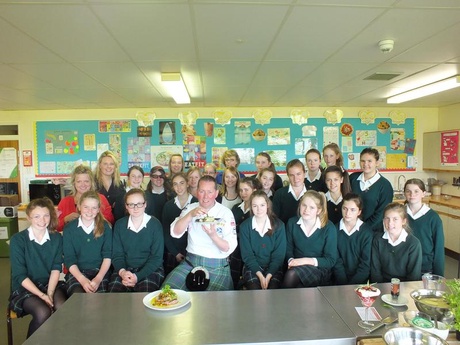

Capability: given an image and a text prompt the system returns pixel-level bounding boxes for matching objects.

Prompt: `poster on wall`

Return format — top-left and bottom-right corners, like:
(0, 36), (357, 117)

(127, 137), (151, 170)
(183, 135), (206, 168)
(151, 145), (183, 170)
(159, 121), (176, 145)
(0, 148), (18, 178)
(441, 130), (459, 166)
(44, 130), (79, 155)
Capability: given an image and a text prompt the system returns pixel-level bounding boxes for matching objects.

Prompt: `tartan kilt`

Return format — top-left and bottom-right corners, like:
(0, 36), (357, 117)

(9, 281), (66, 317)
(163, 253), (232, 291)
(291, 265), (332, 287)
(65, 268), (110, 295)
(242, 266), (284, 289)
(108, 267), (165, 293)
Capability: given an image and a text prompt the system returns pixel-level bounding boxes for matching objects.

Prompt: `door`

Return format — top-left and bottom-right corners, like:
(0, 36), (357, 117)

(0, 140), (21, 202)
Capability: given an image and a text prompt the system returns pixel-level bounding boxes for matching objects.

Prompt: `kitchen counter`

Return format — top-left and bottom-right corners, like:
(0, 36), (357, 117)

(429, 195), (460, 209)
(24, 288), (356, 345)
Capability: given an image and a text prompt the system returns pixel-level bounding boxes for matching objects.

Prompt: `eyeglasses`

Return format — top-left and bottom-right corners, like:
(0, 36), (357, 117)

(126, 202), (146, 209)
(150, 175), (164, 179)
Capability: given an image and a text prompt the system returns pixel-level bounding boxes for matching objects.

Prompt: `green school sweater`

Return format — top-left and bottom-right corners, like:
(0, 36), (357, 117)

(273, 187), (301, 224)
(408, 209), (444, 276)
(239, 217), (286, 275)
(10, 230), (63, 292)
(349, 172), (393, 231)
(333, 222), (373, 285)
(285, 218), (337, 269)
(112, 215), (164, 281)
(370, 233), (422, 283)
(63, 219), (112, 270)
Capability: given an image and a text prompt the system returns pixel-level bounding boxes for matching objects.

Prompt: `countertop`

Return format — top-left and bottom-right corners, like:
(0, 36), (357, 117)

(429, 195), (460, 209)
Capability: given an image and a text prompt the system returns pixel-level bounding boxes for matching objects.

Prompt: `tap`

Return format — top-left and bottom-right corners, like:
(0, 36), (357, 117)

(397, 175), (406, 192)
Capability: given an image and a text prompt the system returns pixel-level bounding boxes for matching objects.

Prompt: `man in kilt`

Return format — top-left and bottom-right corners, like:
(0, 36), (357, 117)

(163, 175), (237, 291)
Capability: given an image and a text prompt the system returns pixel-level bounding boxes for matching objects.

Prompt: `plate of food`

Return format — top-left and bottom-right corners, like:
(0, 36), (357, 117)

(143, 285), (191, 311)
(195, 215), (221, 224)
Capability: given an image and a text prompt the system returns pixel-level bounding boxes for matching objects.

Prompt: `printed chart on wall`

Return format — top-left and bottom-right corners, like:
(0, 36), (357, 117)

(34, 117), (416, 176)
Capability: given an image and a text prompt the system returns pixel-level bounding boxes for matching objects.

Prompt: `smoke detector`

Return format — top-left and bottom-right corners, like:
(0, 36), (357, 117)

(379, 39), (394, 53)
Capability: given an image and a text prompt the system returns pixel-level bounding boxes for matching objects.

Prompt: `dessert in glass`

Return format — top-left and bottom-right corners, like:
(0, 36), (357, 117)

(355, 283), (381, 329)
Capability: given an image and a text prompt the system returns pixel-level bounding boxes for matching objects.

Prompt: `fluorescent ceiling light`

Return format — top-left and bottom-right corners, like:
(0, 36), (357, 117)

(387, 75), (460, 104)
(161, 72), (190, 104)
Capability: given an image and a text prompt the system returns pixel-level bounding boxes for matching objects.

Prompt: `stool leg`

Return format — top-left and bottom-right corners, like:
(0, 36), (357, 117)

(7, 309), (14, 345)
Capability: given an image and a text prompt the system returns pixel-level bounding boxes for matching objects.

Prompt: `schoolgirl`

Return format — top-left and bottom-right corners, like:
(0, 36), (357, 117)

(63, 191), (112, 295)
(404, 178), (444, 275)
(161, 173), (197, 276)
(9, 198), (67, 338)
(333, 193), (373, 285)
(324, 165), (351, 224)
(109, 188), (164, 292)
(252, 152), (283, 191)
(349, 147), (393, 232)
(283, 191), (337, 288)
(239, 191), (286, 289)
(370, 202), (422, 283)
(304, 149), (326, 192)
(257, 167), (277, 200)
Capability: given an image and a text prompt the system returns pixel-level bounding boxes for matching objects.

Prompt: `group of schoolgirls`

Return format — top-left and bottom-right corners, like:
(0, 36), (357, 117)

(9, 147), (444, 340)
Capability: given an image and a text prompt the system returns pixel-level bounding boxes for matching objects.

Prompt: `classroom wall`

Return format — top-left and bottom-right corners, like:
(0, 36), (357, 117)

(0, 106), (439, 203)
(436, 103), (460, 197)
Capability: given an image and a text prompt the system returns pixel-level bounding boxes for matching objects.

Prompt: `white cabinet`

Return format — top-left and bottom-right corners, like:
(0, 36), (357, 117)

(431, 203), (460, 254)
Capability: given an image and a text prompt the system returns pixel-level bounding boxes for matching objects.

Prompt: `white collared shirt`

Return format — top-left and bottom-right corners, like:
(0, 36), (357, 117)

(127, 213), (152, 233)
(170, 201), (237, 258)
(238, 201), (250, 214)
(252, 215), (271, 237)
(306, 170), (322, 183)
(28, 227), (50, 245)
(151, 187), (165, 195)
(357, 171), (381, 191)
(288, 184), (307, 201)
(297, 216), (321, 238)
(78, 217), (95, 235)
(406, 204), (430, 220)
(174, 194), (193, 210)
(339, 218), (364, 236)
(325, 191), (343, 205)
(382, 228), (408, 247)
(295, 216), (321, 266)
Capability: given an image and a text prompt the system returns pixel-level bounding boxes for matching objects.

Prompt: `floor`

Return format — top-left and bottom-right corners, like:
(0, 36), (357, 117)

(0, 255), (459, 344)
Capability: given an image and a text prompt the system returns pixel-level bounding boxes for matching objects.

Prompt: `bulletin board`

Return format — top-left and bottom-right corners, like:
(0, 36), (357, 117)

(34, 117), (416, 177)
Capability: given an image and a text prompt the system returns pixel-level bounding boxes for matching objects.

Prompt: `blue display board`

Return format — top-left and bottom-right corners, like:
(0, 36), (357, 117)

(34, 117), (415, 176)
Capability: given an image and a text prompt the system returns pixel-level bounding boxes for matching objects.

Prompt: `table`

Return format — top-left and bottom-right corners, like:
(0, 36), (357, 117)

(24, 289), (356, 345)
(318, 281), (424, 338)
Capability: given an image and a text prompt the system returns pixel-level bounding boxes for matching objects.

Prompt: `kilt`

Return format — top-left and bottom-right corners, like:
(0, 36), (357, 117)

(9, 281), (66, 317)
(291, 265), (331, 287)
(65, 268), (110, 295)
(108, 267), (165, 293)
(163, 253), (232, 291)
(242, 266), (284, 289)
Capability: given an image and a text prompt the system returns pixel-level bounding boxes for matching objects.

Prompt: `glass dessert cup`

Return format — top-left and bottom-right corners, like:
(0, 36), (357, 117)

(355, 286), (381, 329)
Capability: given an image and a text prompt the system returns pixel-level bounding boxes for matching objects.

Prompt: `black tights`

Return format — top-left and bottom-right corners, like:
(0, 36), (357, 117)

(282, 269), (304, 288)
(22, 288), (67, 338)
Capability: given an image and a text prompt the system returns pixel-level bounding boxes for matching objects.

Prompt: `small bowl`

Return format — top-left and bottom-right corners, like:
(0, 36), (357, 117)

(403, 310), (432, 327)
(383, 327), (448, 345)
